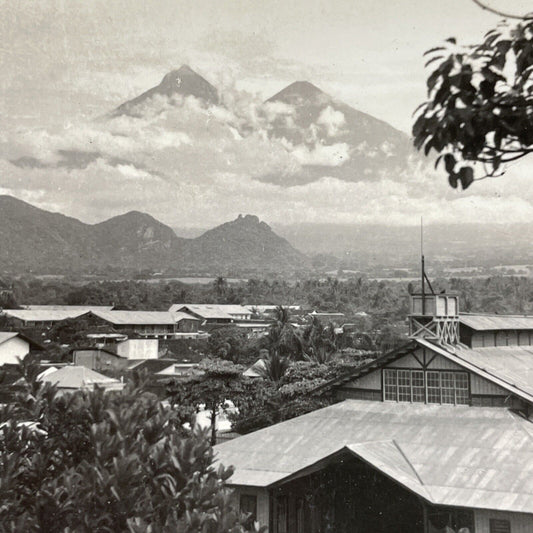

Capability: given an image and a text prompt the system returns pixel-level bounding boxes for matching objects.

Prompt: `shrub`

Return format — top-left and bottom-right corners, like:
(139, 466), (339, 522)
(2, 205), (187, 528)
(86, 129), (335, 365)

(0, 359), (263, 532)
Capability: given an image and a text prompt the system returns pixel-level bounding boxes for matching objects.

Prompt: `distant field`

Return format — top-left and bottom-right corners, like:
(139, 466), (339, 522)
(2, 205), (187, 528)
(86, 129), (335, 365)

(145, 277), (248, 285)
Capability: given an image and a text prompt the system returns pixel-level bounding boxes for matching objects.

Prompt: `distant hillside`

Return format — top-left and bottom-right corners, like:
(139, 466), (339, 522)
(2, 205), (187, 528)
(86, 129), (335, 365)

(0, 196), (308, 275)
(183, 214), (309, 273)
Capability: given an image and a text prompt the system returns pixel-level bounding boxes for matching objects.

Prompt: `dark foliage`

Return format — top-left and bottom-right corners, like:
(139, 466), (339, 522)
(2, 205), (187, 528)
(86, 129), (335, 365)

(414, 10), (533, 187)
(0, 358), (263, 532)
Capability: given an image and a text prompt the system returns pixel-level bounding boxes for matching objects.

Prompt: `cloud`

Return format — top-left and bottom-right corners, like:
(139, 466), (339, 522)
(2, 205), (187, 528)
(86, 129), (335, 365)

(316, 106), (346, 137)
(4, 77), (533, 230)
(290, 142), (350, 166)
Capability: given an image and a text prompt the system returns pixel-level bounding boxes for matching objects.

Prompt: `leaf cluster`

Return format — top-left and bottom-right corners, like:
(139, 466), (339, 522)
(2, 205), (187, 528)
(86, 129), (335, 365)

(413, 20), (533, 187)
(0, 359), (262, 533)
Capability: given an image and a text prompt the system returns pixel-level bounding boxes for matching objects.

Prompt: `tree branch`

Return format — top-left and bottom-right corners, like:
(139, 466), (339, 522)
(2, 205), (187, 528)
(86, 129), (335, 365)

(471, 0), (533, 20)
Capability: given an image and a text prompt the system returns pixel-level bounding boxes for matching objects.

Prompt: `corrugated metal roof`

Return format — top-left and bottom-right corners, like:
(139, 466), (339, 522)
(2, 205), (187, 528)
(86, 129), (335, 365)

(91, 310), (177, 325)
(452, 344), (533, 399)
(39, 366), (121, 389)
(3, 309), (90, 322)
(460, 313), (533, 330)
(215, 400), (533, 513)
(21, 305), (114, 311)
(0, 332), (19, 345)
(415, 339), (533, 404)
(169, 304), (251, 319)
(243, 359), (266, 378)
(170, 312), (200, 322)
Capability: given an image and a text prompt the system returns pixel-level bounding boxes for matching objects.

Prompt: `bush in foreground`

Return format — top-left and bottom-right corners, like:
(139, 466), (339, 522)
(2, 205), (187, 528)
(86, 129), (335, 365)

(0, 359), (263, 532)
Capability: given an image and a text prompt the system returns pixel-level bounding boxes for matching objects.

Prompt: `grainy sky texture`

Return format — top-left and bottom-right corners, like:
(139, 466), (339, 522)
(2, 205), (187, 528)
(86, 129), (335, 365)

(1, 0), (533, 228)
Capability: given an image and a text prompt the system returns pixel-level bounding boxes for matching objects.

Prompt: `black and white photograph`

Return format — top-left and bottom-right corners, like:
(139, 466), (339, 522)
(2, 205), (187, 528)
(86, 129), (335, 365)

(1, 0), (533, 531)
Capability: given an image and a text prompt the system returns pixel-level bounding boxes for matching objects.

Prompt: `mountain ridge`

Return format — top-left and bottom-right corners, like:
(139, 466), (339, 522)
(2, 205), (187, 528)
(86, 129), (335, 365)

(0, 195), (309, 275)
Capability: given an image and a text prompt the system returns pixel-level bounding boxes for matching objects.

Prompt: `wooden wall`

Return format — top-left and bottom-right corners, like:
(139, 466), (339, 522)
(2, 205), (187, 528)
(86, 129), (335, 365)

(231, 486), (270, 530)
(475, 509), (533, 533)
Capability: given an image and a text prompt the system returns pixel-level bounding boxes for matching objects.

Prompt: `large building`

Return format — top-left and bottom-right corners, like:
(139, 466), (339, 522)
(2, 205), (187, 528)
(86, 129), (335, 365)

(215, 291), (533, 532)
(88, 310), (200, 339)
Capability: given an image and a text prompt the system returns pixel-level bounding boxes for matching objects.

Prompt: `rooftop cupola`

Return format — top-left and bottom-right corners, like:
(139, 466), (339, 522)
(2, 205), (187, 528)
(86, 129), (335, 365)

(408, 241), (459, 346)
(409, 292), (459, 345)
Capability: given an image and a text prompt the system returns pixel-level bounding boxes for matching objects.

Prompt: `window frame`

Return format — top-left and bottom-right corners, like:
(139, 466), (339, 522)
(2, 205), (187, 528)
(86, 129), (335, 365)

(382, 368), (470, 405)
(489, 518), (511, 533)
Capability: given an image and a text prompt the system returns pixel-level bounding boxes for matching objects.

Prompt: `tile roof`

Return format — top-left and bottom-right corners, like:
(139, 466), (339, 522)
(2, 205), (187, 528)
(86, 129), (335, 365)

(215, 400), (533, 513)
(460, 313), (533, 331)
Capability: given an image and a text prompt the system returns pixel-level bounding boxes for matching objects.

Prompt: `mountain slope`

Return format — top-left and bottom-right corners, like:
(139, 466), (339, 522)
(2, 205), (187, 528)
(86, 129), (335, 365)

(112, 65), (219, 117)
(0, 196), (307, 275)
(93, 211), (188, 269)
(263, 81), (416, 185)
(0, 195), (97, 272)
(183, 214), (310, 273)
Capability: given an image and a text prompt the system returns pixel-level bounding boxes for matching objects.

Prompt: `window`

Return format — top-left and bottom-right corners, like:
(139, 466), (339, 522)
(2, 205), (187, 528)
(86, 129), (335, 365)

(490, 518), (511, 533)
(383, 369), (469, 405)
(383, 369), (397, 401)
(240, 494), (257, 526)
(427, 371), (441, 404)
(455, 373), (469, 405)
(441, 372), (455, 404)
(397, 370), (411, 402)
(411, 370), (425, 402)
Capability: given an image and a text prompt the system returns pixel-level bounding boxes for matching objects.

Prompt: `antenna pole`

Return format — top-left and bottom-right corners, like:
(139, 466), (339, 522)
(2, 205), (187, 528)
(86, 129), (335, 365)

(421, 217), (425, 315)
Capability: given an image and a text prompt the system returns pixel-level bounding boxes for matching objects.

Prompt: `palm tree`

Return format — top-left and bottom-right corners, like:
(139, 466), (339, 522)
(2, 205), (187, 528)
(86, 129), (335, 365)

(267, 306), (304, 359)
(213, 276), (227, 301)
(302, 318), (338, 364)
(257, 350), (290, 384)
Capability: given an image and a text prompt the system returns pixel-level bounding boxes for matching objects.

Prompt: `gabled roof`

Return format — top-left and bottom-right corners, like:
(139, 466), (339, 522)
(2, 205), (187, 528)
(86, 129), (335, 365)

(169, 304), (235, 320)
(128, 358), (178, 373)
(0, 332), (19, 345)
(321, 340), (417, 390)
(327, 337), (533, 406)
(243, 359), (266, 378)
(215, 400), (533, 513)
(39, 366), (121, 389)
(460, 313), (533, 331)
(170, 312), (201, 322)
(90, 310), (177, 325)
(0, 331), (45, 350)
(169, 304), (252, 318)
(417, 339), (533, 405)
(156, 363), (200, 376)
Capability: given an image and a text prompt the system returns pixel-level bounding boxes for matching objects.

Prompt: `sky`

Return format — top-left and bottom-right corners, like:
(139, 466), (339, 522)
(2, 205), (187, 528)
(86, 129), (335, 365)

(1, 0), (533, 229)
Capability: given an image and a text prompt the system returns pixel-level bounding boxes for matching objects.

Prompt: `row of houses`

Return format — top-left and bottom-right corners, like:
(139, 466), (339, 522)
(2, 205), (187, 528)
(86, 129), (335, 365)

(1, 304), (346, 341)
